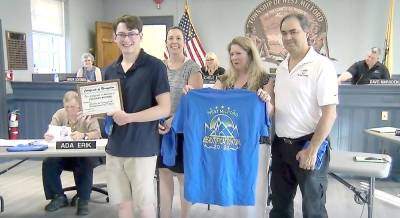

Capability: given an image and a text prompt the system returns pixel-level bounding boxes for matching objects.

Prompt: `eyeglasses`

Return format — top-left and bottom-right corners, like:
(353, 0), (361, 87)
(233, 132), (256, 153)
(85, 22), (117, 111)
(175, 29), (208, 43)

(206, 58), (214, 61)
(116, 32), (140, 39)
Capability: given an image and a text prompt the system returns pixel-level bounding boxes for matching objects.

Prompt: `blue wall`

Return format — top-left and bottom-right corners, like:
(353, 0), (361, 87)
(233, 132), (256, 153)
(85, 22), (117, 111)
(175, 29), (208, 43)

(6, 82), (76, 139)
(331, 84), (400, 176)
(6, 82), (400, 176)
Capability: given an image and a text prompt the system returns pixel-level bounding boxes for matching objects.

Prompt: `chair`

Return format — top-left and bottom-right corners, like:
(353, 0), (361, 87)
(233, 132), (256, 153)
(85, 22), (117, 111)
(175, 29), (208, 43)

(64, 117), (108, 205)
(66, 156), (109, 206)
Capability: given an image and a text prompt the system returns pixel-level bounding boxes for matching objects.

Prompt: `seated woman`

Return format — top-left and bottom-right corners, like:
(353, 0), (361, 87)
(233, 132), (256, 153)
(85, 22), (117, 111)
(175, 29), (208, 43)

(76, 53), (102, 82)
(201, 52), (225, 85)
(42, 91), (101, 216)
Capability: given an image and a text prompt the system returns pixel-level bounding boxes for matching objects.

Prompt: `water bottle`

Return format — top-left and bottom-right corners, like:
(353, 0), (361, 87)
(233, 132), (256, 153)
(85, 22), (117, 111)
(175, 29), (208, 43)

(53, 73), (59, 82)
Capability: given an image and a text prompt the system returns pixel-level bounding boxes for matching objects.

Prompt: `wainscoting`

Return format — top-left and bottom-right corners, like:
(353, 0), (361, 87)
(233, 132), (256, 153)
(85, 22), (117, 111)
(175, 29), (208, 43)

(331, 84), (400, 176)
(6, 82), (400, 175)
(6, 82), (76, 139)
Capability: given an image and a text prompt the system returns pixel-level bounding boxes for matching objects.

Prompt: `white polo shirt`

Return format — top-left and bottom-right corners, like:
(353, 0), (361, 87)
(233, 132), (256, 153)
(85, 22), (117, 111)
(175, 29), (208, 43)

(274, 47), (338, 138)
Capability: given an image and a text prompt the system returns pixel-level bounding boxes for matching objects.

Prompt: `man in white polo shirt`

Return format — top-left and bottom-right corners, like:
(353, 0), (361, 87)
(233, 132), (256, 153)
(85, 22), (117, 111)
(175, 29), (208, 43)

(269, 14), (338, 218)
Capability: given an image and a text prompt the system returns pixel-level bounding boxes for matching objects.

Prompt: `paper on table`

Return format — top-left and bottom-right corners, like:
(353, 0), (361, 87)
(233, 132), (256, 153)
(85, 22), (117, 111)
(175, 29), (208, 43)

(47, 125), (72, 141)
(369, 127), (397, 133)
(0, 139), (8, 147)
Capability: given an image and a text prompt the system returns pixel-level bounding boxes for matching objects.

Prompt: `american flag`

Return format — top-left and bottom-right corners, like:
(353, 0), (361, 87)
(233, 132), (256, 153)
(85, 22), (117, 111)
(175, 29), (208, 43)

(178, 7), (206, 66)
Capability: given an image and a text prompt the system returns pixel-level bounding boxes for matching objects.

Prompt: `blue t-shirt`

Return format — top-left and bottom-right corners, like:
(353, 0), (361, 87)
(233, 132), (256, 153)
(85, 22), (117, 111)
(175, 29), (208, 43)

(170, 88), (269, 206)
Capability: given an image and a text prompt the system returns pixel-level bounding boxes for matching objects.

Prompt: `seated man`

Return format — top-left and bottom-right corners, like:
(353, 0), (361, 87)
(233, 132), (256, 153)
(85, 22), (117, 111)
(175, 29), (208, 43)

(42, 90), (101, 216)
(338, 47), (390, 84)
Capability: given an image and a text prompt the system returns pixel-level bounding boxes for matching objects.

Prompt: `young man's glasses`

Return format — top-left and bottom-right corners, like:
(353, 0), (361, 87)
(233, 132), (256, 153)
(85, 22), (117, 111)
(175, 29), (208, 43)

(116, 32), (140, 39)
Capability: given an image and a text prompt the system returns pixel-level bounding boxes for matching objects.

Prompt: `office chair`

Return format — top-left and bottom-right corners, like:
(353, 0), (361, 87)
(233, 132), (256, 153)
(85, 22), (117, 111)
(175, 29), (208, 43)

(65, 117), (108, 206)
(66, 156), (109, 206)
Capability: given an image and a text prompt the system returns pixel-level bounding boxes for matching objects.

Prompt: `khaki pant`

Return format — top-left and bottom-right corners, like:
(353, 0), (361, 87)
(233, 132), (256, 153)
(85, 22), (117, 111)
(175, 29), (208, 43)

(106, 154), (157, 210)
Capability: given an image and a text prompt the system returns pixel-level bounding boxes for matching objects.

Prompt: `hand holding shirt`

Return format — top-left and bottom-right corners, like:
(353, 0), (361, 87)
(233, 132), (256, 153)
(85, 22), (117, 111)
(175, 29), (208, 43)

(161, 88), (270, 206)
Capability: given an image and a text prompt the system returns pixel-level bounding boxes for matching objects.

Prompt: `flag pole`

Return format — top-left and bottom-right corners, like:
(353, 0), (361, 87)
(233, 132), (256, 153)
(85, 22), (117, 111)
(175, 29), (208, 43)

(383, 0), (394, 74)
(184, 0), (205, 48)
(185, 0), (189, 12)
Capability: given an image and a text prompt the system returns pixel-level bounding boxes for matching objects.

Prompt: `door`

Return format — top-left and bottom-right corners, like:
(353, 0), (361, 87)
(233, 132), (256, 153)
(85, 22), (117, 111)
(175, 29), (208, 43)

(95, 17), (173, 68)
(95, 21), (120, 68)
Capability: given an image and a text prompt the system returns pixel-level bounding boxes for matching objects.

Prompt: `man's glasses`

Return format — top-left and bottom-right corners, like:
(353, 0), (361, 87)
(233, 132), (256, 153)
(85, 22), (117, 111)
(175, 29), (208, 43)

(206, 58), (214, 61)
(116, 32), (140, 39)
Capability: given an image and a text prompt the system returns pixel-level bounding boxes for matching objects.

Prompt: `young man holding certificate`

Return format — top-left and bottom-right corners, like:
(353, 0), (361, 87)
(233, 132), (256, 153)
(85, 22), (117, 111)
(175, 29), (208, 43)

(102, 15), (171, 218)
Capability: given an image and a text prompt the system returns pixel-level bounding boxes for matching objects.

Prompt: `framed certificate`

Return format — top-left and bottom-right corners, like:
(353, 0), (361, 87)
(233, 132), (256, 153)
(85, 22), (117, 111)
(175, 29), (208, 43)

(77, 80), (124, 116)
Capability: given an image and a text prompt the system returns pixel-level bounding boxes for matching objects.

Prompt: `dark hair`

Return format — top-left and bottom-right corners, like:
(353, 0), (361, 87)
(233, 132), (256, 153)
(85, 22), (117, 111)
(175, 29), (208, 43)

(166, 26), (184, 39)
(280, 13), (310, 31)
(112, 15), (143, 33)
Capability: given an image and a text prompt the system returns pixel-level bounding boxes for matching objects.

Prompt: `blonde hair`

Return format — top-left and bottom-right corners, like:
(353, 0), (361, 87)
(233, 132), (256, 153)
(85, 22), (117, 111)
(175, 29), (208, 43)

(220, 36), (266, 91)
(204, 52), (220, 72)
(63, 91), (80, 104)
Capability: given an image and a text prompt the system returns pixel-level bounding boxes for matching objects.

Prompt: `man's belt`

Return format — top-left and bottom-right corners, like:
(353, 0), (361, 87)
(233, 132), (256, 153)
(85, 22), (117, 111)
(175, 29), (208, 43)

(277, 133), (314, 145)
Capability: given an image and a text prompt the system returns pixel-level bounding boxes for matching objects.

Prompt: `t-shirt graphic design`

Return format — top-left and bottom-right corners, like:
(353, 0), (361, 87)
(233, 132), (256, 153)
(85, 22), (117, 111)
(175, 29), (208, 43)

(203, 106), (240, 150)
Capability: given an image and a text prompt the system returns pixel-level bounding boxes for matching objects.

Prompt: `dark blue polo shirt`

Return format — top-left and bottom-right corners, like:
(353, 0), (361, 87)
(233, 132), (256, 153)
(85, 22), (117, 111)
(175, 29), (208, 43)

(348, 60), (390, 84)
(103, 49), (170, 157)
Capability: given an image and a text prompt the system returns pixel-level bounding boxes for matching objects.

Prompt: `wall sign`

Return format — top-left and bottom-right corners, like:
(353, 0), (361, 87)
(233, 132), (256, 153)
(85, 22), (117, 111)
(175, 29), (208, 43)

(245, 0), (331, 65)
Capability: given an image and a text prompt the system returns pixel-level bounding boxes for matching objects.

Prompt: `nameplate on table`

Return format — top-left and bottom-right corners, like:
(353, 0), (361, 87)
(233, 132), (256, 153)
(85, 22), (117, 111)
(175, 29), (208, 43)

(56, 141), (96, 149)
(369, 79), (400, 85)
(66, 77), (87, 82)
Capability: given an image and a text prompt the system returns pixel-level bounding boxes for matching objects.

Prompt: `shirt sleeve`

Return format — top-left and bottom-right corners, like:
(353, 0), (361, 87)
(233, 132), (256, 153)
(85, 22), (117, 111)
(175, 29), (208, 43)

(317, 59), (339, 106)
(50, 109), (64, 126)
(85, 118), (101, 139)
(152, 60), (170, 97)
(347, 62), (359, 76)
(184, 60), (201, 82)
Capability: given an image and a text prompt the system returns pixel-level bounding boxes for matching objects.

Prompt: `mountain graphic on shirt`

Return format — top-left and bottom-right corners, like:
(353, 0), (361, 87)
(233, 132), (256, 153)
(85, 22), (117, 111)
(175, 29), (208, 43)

(206, 114), (238, 138)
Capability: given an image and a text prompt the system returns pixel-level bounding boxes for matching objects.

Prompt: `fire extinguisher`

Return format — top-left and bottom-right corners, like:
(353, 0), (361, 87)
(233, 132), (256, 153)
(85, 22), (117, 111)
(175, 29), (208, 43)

(8, 109), (20, 140)
(5, 69), (13, 81)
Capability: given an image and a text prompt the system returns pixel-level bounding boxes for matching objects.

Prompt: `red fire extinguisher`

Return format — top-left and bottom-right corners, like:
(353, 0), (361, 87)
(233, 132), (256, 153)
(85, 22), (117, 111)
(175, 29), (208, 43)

(5, 69), (13, 81)
(8, 109), (20, 140)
